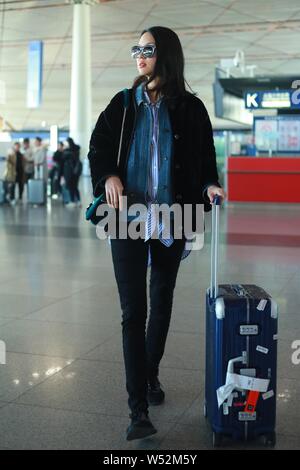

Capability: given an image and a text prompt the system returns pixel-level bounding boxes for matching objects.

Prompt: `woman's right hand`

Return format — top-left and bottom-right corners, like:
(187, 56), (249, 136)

(105, 176), (124, 210)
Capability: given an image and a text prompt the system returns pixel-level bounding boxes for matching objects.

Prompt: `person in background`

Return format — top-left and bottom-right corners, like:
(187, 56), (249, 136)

(33, 137), (47, 180)
(62, 139), (72, 205)
(22, 138), (34, 182)
(50, 141), (64, 198)
(3, 145), (17, 204)
(62, 137), (82, 207)
(15, 142), (25, 202)
(70, 139), (82, 207)
(3, 142), (25, 204)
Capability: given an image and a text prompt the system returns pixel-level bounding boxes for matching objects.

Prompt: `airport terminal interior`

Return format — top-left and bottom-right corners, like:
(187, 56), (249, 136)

(0, 0), (300, 451)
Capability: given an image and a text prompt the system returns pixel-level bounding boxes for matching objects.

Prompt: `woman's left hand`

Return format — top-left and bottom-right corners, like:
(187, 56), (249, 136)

(207, 185), (226, 204)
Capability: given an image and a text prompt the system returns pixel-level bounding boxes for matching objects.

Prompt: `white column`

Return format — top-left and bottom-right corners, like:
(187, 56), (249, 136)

(69, 1), (92, 176)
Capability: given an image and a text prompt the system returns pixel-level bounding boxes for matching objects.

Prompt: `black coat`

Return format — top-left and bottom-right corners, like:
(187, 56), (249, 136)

(62, 149), (75, 183)
(88, 88), (220, 216)
(53, 150), (64, 177)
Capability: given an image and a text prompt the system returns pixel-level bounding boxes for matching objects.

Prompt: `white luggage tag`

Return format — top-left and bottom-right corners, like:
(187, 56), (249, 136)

(216, 356), (270, 408)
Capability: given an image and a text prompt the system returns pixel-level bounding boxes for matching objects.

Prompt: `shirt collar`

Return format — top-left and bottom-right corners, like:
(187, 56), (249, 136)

(135, 83), (163, 107)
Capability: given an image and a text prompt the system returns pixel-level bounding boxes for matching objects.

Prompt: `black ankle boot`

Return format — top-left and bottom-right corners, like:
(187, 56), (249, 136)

(126, 411), (157, 441)
(147, 377), (165, 406)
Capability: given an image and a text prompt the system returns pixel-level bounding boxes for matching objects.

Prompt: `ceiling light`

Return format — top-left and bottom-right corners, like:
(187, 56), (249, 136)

(65, 0), (100, 5)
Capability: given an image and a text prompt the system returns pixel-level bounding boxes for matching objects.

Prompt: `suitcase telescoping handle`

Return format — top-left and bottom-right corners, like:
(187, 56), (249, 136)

(210, 195), (221, 299)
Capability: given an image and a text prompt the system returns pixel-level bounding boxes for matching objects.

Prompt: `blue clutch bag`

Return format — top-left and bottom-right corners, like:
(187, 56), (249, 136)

(85, 193), (108, 225)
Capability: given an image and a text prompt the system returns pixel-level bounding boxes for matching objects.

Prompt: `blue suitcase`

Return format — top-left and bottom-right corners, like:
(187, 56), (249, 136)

(0, 180), (5, 204)
(204, 196), (278, 447)
(27, 178), (46, 205)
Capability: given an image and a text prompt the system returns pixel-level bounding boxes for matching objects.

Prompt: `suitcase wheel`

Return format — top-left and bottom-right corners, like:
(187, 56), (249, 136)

(263, 432), (276, 447)
(212, 432), (222, 448)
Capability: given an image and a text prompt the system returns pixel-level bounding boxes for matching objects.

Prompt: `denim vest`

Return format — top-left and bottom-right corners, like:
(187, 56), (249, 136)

(125, 84), (173, 217)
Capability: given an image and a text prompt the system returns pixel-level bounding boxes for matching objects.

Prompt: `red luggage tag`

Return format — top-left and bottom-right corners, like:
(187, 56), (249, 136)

(244, 390), (260, 413)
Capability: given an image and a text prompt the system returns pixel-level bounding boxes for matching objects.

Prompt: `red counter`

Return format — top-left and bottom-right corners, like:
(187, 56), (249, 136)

(227, 156), (300, 203)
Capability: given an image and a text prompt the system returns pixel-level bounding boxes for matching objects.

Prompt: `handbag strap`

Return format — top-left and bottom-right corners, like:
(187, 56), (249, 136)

(117, 88), (130, 167)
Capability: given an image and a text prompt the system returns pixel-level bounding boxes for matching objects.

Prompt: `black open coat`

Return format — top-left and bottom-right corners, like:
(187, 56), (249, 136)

(88, 88), (221, 222)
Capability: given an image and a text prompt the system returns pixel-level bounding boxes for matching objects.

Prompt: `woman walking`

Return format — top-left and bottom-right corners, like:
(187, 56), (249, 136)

(88, 26), (225, 441)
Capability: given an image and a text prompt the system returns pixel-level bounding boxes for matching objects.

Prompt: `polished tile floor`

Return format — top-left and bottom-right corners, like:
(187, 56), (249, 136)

(0, 178), (299, 450)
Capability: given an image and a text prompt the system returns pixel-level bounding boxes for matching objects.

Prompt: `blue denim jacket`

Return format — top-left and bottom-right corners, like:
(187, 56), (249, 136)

(125, 83), (173, 217)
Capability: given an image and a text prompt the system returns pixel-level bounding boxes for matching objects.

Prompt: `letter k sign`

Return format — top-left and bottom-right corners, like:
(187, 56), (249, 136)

(246, 92), (258, 108)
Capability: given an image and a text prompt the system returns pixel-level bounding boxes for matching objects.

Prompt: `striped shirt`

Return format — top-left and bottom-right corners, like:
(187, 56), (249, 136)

(142, 88), (193, 266)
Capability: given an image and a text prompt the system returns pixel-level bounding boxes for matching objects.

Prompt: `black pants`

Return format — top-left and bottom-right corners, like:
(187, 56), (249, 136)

(49, 167), (61, 196)
(9, 179), (24, 200)
(13, 176), (24, 201)
(5, 182), (13, 201)
(67, 176), (81, 203)
(110, 229), (186, 414)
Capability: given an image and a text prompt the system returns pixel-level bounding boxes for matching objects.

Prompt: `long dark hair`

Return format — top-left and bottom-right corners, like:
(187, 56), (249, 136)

(132, 26), (194, 101)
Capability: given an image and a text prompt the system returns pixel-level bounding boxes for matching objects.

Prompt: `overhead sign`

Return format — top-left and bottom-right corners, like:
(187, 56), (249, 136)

(245, 90), (300, 110)
(27, 41), (43, 108)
